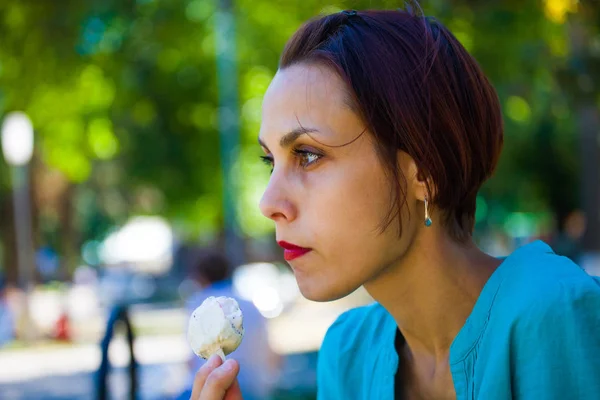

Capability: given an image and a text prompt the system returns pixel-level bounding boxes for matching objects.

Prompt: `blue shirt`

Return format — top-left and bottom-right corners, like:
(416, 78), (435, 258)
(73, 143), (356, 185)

(317, 240), (600, 399)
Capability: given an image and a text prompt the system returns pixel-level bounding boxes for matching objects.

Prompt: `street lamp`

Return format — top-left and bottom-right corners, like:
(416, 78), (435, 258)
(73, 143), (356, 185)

(1, 111), (35, 341)
(1, 112), (34, 166)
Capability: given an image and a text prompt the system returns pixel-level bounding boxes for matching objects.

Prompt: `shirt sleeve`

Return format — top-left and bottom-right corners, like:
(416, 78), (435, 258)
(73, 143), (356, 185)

(317, 312), (351, 400)
(511, 276), (600, 399)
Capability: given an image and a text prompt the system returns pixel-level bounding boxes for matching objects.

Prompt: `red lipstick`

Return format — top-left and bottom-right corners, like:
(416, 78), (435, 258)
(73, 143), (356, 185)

(277, 241), (312, 261)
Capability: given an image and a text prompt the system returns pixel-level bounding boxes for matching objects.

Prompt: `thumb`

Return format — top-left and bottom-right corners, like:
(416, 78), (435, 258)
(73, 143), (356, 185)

(199, 359), (240, 400)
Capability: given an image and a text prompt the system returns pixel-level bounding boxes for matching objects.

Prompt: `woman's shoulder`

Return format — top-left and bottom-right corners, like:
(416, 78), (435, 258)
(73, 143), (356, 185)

(499, 240), (600, 307)
(454, 241), (599, 355)
(492, 241), (600, 336)
(321, 302), (393, 352)
(495, 244), (600, 395)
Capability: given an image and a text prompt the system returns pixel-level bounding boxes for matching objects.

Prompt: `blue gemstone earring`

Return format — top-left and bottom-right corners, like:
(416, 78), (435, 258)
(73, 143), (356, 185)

(424, 196), (432, 227)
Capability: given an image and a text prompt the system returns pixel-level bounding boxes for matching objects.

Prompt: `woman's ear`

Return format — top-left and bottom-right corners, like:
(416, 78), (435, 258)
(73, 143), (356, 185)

(397, 150), (435, 202)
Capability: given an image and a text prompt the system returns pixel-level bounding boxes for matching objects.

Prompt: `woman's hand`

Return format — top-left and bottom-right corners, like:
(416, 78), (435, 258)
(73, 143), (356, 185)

(190, 354), (243, 400)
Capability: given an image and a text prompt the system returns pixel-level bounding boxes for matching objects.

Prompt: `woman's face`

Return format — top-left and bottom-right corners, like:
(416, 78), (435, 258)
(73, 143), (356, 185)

(258, 64), (420, 302)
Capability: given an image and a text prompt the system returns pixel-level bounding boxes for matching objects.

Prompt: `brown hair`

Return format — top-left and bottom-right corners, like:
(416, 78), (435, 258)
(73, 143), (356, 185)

(186, 247), (231, 284)
(279, 9), (504, 241)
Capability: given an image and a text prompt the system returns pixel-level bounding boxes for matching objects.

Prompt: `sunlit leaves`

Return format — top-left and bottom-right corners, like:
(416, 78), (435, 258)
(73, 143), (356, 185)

(132, 99), (157, 126)
(236, 147), (272, 236)
(0, 0), (597, 247)
(88, 118), (119, 160)
(78, 65), (115, 111)
(544, 0), (578, 24)
(3, 3), (26, 31)
(505, 96), (532, 124)
(186, 0), (215, 23)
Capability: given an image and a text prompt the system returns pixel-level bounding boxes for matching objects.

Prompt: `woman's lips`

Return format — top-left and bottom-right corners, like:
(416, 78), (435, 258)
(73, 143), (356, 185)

(277, 241), (312, 261)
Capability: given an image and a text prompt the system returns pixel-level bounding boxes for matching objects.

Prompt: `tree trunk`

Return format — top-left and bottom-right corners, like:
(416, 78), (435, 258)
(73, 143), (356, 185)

(58, 184), (77, 281)
(0, 194), (18, 285)
(578, 107), (600, 253)
(566, 15), (600, 272)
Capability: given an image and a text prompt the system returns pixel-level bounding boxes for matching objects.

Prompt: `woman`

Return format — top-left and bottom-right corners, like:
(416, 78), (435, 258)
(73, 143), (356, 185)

(192, 7), (600, 400)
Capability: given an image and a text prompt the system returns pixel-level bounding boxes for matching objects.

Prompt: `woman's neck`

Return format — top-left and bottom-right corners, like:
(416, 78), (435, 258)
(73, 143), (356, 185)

(363, 229), (501, 362)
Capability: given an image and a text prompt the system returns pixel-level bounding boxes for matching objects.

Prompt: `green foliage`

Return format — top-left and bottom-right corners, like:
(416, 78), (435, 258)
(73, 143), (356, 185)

(0, 0), (596, 259)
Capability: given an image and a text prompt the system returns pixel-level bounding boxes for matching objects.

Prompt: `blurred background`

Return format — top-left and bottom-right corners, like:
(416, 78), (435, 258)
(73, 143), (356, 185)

(0, 0), (599, 399)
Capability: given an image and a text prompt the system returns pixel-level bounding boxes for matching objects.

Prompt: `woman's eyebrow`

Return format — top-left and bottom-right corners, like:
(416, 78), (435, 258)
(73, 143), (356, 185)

(258, 126), (320, 149)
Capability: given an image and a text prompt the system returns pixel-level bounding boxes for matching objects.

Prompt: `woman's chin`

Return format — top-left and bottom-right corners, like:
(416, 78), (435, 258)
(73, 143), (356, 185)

(296, 278), (357, 302)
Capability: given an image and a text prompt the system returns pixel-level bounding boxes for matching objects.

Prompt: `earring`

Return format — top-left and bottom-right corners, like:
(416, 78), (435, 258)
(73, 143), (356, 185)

(424, 196), (432, 227)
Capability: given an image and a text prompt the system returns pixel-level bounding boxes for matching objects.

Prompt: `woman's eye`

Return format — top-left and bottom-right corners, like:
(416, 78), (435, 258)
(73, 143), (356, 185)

(304, 152), (320, 165)
(260, 156), (274, 173)
(261, 149), (321, 174)
(295, 149), (322, 168)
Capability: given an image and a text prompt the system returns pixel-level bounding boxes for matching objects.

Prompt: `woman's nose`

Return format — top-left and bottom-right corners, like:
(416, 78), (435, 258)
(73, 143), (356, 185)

(259, 174), (297, 223)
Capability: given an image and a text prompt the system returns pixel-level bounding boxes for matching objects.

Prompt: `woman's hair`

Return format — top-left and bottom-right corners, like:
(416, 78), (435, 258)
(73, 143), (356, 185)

(279, 9), (504, 242)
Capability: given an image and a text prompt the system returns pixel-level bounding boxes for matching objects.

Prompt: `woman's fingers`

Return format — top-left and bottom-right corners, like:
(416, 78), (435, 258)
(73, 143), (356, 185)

(223, 377), (243, 400)
(191, 355), (223, 399)
(199, 359), (241, 400)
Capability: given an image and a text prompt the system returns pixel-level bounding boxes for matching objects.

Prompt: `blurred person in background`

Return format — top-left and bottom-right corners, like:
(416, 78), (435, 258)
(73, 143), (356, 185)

(550, 210), (586, 265)
(178, 247), (279, 400)
(191, 4), (600, 400)
(0, 276), (15, 346)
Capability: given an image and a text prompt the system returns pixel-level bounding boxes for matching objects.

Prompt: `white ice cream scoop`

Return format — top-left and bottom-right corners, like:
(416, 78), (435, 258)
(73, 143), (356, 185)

(187, 296), (244, 361)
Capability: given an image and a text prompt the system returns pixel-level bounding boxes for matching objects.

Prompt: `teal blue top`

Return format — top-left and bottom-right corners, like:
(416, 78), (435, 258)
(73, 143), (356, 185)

(317, 241), (600, 399)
